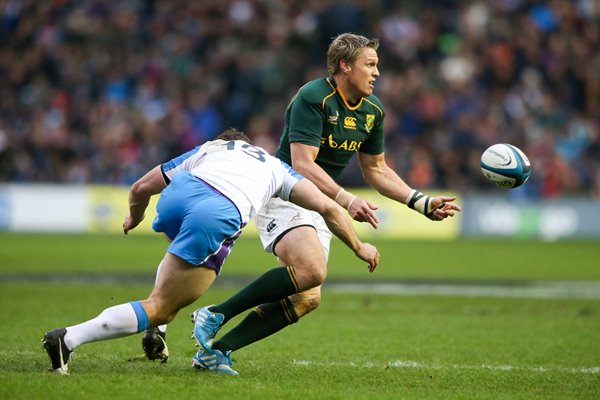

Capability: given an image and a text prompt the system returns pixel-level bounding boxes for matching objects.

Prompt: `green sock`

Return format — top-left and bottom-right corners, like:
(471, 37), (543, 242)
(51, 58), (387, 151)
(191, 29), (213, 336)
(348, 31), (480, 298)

(212, 298), (299, 353)
(210, 266), (299, 323)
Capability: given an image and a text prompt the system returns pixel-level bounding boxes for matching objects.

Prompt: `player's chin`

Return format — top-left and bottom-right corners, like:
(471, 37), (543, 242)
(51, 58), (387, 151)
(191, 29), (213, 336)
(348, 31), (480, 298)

(359, 85), (373, 96)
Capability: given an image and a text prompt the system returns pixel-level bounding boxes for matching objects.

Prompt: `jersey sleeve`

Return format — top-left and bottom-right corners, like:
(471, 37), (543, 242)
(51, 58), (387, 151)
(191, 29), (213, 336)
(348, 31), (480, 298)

(288, 90), (326, 147)
(276, 160), (303, 201)
(160, 145), (205, 183)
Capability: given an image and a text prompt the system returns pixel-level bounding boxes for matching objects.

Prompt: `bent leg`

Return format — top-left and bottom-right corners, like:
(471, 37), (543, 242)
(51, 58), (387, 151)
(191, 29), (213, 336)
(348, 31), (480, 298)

(152, 260), (167, 334)
(63, 252), (216, 350)
(212, 286), (321, 354)
(140, 259), (168, 361)
(210, 228), (326, 353)
(211, 286), (321, 354)
(141, 252), (217, 326)
(210, 226), (325, 324)
(274, 226), (328, 289)
(209, 265), (300, 324)
(212, 297), (298, 354)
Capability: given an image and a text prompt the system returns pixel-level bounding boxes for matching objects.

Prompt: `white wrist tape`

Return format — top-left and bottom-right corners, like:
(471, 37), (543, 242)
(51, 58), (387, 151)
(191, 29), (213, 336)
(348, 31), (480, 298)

(334, 188), (357, 210)
(405, 189), (434, 216)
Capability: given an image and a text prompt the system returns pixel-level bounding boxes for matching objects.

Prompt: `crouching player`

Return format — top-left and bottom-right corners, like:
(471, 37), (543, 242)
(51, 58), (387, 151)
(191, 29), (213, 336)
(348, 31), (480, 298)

(42, 128), (379, 375)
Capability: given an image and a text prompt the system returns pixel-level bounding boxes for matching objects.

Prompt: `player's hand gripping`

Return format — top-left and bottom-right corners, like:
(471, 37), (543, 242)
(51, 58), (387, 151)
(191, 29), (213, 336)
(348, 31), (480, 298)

(348, 197), (379, 229)
(355, 242), (380, 272)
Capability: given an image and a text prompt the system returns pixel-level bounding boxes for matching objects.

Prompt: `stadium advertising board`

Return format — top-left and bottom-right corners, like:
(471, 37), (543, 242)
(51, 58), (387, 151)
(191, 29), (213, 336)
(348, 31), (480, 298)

(460, 195), (600, 240)
(2, 186), (600, 240)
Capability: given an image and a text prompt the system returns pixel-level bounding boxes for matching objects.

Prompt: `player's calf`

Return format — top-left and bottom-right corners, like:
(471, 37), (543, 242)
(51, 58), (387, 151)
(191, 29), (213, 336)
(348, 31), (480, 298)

(288, 286), (322, 317)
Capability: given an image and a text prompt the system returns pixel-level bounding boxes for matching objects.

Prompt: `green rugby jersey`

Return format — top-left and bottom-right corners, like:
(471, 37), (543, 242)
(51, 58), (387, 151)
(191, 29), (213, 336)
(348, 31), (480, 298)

(275, 77), (385, 179)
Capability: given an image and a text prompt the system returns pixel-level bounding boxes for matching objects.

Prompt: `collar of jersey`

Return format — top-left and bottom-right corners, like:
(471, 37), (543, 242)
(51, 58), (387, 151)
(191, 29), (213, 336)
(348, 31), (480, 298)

(327, 77), (363, 111)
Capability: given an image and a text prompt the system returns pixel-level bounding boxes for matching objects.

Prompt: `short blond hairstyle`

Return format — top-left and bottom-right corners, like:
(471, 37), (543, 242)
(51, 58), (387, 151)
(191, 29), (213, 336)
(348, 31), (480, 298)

(327, 33), (380, 76)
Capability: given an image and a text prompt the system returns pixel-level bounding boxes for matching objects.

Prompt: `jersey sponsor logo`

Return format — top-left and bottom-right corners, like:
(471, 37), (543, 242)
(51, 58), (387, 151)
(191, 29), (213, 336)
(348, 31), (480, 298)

(343, 116), (357, 129)
(328, 111), (339, 125)
(321, 134), (362, 152)
(365, 114), (375, 133)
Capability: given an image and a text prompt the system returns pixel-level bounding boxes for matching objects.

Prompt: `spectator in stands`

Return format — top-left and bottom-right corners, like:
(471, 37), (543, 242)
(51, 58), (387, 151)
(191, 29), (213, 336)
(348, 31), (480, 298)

(1, 0), (599, 198)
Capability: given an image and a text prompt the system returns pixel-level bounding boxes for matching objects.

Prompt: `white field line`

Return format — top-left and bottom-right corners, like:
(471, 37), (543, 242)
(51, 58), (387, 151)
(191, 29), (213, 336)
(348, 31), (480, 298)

(324, 281), (600, 300)
(292, 359), (600, 375)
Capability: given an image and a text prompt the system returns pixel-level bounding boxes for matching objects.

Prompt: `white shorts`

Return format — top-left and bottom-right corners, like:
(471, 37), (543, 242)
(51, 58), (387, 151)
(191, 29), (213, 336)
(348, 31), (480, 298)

(255, 197), (332, 259)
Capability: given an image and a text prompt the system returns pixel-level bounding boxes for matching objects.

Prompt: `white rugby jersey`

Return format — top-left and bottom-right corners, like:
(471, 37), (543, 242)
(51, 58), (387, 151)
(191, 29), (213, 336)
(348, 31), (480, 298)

(161, 139), (303, 224)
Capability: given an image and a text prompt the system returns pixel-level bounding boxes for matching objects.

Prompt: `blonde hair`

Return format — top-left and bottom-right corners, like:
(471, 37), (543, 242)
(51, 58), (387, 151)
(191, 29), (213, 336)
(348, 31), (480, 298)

(327, 33), (380, 76)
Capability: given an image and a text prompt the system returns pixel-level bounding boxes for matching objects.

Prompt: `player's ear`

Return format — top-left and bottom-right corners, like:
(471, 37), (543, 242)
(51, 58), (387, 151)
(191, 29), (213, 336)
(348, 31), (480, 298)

(340, 60), (352, 73)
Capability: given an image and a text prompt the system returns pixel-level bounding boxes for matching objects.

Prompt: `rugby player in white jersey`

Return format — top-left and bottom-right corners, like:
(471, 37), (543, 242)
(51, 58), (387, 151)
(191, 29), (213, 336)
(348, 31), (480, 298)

(42, 128), (379, 375)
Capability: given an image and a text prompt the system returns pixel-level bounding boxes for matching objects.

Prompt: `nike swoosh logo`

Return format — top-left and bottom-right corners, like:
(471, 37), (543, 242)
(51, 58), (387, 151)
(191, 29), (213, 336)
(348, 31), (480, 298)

(58, 337), (67, 372)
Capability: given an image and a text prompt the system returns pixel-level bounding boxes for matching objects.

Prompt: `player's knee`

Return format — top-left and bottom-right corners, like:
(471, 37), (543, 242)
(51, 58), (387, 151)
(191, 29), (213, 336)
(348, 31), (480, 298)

(308, 266), (327, 288)
(293, 260), (327, 290)
(275, 230), (328, 290)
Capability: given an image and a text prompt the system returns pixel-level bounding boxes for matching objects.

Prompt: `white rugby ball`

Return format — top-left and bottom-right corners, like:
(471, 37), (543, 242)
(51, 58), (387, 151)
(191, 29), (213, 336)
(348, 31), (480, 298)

(480, 143), (531, 188)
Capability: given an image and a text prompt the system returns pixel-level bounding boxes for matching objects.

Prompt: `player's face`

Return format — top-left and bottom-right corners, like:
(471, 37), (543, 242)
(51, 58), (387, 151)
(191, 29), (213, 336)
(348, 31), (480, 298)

(349, 48), (379, 98)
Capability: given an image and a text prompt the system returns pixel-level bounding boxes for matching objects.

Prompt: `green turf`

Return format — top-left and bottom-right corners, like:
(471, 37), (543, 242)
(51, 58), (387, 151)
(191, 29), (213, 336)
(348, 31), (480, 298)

(1, 233), (598, 281)
(1, 283), (598, 400)
(1, 233), (599, 399)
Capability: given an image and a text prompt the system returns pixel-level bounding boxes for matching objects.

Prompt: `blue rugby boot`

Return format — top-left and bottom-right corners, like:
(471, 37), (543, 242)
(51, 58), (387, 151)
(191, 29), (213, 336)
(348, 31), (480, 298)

(192, 348), (238, 376)
(191, 306), (224, 351)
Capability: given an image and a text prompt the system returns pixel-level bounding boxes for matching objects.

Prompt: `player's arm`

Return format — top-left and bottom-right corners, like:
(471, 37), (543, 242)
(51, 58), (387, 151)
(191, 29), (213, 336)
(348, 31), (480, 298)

(357, 152), (461, 221)
(123, 165), (167, 234)
(289, 178), (380, 272)
(290, 142), (379, 228)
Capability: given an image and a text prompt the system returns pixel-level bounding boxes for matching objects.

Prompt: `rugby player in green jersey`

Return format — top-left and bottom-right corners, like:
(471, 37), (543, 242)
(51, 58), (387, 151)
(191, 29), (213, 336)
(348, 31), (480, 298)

(143, 33), (461, 374)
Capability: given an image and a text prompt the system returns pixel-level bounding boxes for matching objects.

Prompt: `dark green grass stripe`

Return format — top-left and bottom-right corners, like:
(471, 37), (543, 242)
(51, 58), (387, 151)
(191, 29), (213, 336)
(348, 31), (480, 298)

(2, 273), (598, 299)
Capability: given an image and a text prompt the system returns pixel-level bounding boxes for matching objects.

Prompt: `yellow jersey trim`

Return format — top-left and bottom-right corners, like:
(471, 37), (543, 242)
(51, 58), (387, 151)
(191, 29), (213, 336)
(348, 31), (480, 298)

(322, 79), (337, 110)
(362, 97), (384, 117)
(324, 78), (366, 111)
(336, 86), (362, 110)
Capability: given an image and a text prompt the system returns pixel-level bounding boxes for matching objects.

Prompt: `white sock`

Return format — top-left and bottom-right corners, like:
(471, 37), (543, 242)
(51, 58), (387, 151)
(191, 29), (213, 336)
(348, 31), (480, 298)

(64, 303), (144, 350)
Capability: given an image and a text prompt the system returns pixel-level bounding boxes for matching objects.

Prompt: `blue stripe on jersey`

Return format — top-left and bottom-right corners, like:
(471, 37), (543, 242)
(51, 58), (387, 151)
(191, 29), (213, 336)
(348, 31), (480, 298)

(162, 146), (202, 174)
(279, 160), (303, 180)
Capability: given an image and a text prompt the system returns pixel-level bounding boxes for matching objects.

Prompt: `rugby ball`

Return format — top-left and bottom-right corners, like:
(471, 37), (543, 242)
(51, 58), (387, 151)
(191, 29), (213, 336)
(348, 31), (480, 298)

(480, 143), (531, 188)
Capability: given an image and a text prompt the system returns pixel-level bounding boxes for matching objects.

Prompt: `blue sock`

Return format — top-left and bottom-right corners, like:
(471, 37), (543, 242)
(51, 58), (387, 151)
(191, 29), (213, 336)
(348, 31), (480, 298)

(129, 301), (150, 332)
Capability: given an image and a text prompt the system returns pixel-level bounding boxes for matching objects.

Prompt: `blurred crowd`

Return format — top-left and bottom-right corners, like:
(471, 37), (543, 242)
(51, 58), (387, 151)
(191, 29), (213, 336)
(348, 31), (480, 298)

(1, 0), (599, 198)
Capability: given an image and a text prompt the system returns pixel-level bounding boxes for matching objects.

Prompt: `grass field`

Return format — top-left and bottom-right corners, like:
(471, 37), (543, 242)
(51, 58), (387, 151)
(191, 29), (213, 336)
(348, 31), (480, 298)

(1, 234), (599, 399)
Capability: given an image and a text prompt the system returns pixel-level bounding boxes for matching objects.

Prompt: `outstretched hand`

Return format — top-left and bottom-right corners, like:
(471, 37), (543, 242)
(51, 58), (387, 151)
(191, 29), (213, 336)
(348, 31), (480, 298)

(348, 197), (379, 229)
(355, 242), (380, 272)
(427, 196), (461, 221)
